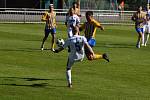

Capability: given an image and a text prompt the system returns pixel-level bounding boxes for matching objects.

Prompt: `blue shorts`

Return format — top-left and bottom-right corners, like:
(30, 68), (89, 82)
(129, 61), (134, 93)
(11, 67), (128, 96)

(45, 28), (56, 36)
(88, 38), (96, 47)
(136, 27), (143, 33)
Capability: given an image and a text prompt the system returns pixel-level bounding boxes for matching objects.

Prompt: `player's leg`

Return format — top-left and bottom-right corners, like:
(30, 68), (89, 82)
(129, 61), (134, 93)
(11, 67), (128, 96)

(50, 28), (56, 51)
(145, 32), (149, 46)
(66, 58), (74, 88)
(136, 28), (143, 48)
(85, 46), (109, 62)
(41, 29), (50, 50)
(145, 33), (149, 46)
(142, 26), (146, 46)
(93, 53), (109, 62)
(144, 25), (150, 46)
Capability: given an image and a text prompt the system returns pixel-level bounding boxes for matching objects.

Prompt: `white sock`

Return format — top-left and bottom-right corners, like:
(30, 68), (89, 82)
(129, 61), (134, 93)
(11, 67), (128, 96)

(142, 32), (145, 45)
(145, 33), (149, 45)
(66, 69), (71, 85)
(137, 40), (140, 45)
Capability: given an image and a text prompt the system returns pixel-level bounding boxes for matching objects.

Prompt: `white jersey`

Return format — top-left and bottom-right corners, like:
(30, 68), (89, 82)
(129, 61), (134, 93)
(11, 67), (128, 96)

(147, 10), (150, 17)
(66, 15), (80, 38)
(63, 35), (87, 61)
(143, 10), (150, 33)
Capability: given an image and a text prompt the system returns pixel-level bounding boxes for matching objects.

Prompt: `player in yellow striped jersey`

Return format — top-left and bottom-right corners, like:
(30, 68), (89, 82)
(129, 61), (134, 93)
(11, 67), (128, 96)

(79, 11), (104, 47)
(131, 6), (146, 48)
(40, 4), (57, 51)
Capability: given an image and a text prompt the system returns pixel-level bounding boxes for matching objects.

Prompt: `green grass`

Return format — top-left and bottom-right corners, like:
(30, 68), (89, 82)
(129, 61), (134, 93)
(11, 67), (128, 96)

(0, 23), (150, 100)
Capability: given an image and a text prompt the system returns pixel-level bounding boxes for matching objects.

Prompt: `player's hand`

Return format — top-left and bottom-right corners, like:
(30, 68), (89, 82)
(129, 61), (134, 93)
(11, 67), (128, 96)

(101, 26), (104, 31)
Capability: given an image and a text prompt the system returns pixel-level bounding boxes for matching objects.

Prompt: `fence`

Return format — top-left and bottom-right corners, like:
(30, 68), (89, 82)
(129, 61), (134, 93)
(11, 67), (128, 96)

(0, 8), (135, 25)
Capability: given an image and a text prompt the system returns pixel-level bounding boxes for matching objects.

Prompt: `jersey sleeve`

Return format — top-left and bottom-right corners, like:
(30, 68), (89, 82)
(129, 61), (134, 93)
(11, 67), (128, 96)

(53, 12), (57, 26)
(82, 36), (88, 44)
(93, 19), (101, 27)
(41, 12), (48, 21)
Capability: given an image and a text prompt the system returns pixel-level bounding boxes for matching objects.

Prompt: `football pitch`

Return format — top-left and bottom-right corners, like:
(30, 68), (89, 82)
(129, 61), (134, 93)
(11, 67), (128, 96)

(0, 23), (150, 100)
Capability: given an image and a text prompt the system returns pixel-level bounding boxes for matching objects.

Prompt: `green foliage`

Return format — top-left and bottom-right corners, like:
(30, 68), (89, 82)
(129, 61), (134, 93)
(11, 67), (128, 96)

(0, 24), (150, 100)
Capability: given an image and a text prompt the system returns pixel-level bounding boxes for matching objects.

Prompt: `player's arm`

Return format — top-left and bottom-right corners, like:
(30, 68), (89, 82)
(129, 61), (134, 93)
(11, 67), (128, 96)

(131, 13), (136, 22)
(77, 0), (80, 9)
(82, 36), (95, 60)
(53, 12), (57, 27)
(54, 40), (69, 53)
(92, 19), (104, 30)
(91, 19), (104, 38)
(93, 19), (104, 30)
(77, 0), (81, 16)
(41, 12), (48, 21)
(85, 43), (94, 55)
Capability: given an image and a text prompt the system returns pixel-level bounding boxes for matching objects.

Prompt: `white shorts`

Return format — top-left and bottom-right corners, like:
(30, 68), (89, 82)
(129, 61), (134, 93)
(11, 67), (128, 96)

(143, 25), (150, 33)
(67, 54), (84, 69)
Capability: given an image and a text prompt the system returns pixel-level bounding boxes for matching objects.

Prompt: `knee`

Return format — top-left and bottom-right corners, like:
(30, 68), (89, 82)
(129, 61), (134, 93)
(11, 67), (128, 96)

(66, 68), (71, 71)
(86, 53), (94, 60)
(138, 33), (142, 37)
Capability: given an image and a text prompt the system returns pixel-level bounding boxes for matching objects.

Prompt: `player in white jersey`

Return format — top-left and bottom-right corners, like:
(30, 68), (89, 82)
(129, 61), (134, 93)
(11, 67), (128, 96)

(143, 13), (150, 46)
(65, 8), (80, 38)
(54, 26), (109, 88)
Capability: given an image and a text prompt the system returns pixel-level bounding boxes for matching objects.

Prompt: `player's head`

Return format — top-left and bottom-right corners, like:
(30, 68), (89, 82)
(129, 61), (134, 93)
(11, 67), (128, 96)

(72, 2), (77, 8)
(137, 6), (142, 12)
(49, 4), (54, 11)
(69, 8), (75, 16)
(85, 11), (93, 21)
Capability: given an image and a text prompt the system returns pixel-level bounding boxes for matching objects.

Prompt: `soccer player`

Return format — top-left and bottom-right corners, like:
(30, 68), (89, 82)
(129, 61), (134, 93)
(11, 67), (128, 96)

(79, 11), (104, 47)
(66, 8), (80, 38)
(40, 4), (57, 51)
(68, 0), (80, 16)
(143, 4), (150, 46)
(53, 26), (109, 88)
(131, 6), (146, 48)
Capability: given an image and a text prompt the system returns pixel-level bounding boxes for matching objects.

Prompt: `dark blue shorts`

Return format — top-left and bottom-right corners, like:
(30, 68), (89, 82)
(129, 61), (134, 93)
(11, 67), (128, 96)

(45, 28), (56, 37)
(136, 27), (143, 33)
(88, 38), (96, 47)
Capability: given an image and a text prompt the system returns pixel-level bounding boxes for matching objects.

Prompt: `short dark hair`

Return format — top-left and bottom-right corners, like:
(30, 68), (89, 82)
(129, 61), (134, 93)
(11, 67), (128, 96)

(72, 2), (77, 5)
(86, 11), (93, 16)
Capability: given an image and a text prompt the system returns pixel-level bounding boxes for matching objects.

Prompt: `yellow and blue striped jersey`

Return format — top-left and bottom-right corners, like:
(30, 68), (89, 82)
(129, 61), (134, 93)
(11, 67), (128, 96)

(41, 11), (56, 29)
(132, 11), (146, 28)
(80, 18), (101, 40)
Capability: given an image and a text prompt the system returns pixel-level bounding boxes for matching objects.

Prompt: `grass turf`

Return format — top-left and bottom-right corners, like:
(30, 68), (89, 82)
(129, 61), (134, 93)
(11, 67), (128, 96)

(0, 24), (150, 100)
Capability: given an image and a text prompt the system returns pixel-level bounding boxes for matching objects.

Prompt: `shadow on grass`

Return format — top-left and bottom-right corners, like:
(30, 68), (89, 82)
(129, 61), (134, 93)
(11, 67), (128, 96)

(0, 83), (49, 88)
(0, 48), (51, 52)
(0, 77), (66, 88)
(96, 43), (135, 48)
(0, 48), (40, 52)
